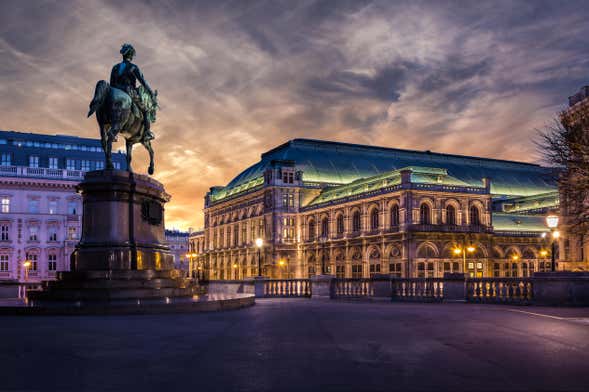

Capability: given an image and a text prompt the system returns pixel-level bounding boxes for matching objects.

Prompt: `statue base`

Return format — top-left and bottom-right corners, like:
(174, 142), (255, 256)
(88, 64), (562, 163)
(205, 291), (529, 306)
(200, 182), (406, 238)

(29, 170), (195, 303)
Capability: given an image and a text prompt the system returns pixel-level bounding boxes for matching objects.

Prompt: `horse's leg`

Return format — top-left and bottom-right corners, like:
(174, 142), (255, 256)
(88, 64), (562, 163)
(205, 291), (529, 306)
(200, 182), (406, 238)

(144, 140), (155, 175)
(126, 140), (133, 173)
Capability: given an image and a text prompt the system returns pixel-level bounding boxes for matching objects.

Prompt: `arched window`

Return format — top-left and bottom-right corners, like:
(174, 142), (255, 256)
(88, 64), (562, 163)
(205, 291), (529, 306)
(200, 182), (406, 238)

(419, 203), (431, 225)
(336, 214), (344, 235)
(390, 204), (400, 227)
(522, 249), (536, 259)
(446, 205), (456, 225)
(369, 248), (381, 276)
(389, 246), (402, 277)
(308, 219), (316, 241)
(320, 217), (329, 238)
(470, 205), (480, 226)
(351, 250), (362, 278)
(370, 208), (379, 230)
(417, 244), (436, 258)
(352, 210), (361, 232)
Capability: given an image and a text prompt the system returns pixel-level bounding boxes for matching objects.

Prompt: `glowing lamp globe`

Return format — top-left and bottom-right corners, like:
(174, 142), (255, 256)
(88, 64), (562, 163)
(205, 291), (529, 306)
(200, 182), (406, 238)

(255, 238), (264, 248)
(546, 214), (559, 229)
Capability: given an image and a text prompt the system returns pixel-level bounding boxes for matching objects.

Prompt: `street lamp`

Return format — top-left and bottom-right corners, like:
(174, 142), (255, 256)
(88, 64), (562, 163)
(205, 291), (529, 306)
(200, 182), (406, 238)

(545, 214), (559, 272)
(278, 258), (289, 279)
(23, 260), (31, 282)
(255, 238), (264, 277)
(319, 235), (328, 274)
(454, 243), (476, 277)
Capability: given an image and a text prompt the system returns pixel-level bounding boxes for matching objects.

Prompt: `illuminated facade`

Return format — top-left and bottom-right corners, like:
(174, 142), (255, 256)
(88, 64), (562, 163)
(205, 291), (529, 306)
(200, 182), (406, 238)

(0, 130), (126, 282)
(196, 139), (559, 280)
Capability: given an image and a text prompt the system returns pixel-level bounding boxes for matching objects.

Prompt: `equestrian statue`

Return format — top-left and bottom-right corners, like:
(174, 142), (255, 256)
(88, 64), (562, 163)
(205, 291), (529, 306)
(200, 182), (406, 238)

(87, 43), (159, 174)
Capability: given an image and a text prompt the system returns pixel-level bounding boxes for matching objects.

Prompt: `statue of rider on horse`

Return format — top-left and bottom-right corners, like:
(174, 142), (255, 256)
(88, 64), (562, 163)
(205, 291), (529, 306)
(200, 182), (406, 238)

(88, 43), (159, 175)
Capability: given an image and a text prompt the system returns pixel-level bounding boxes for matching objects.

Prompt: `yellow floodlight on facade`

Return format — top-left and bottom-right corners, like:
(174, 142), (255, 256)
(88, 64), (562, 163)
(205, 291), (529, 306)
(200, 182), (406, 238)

(23, 261), (31, 268)
(466, 246), (475, 253)
(540, 250), (548, 257)
(512, 254), (519, 260)
(278, 259), (286, 266)
(232, 263), (238, 269)
(453, 248), (462, 255)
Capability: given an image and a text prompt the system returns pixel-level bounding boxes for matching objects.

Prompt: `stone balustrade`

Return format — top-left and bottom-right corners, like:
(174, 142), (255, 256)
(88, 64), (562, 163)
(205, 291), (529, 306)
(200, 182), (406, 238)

(199, 272), (589, 306)
(466, 278), (533, 304)
(0, 165), (84, 180)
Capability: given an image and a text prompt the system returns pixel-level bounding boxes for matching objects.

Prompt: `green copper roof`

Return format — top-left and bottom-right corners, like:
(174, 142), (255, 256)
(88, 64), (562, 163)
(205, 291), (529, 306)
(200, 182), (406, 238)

(492, 213), (548, 233)
(307, 166), (473, 206)
(211, 139), (555, 202)
(498, 191), (559, 213)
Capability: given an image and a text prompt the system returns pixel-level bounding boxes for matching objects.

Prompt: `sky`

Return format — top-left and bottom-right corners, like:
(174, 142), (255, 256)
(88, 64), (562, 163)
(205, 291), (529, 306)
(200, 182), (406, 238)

(1, 0), (588, 230)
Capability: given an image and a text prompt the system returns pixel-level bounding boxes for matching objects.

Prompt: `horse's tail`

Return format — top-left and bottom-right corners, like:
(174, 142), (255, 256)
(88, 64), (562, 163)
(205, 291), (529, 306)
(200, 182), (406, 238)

(87, 80), (110, 118)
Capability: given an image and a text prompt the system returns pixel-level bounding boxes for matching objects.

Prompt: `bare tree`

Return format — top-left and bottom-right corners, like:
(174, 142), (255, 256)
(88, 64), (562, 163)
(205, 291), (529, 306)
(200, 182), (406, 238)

(538, 109), (589, 235)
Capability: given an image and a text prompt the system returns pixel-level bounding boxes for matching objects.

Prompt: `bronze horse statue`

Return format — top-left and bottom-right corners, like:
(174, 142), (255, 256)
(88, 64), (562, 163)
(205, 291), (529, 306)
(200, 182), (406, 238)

(87, 80), (158, 174)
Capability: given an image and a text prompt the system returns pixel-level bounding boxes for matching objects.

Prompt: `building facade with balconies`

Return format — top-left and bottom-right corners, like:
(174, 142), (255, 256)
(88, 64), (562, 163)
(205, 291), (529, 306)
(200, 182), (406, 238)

(0, 130), (126, 282)
(199, 139), (559, 280)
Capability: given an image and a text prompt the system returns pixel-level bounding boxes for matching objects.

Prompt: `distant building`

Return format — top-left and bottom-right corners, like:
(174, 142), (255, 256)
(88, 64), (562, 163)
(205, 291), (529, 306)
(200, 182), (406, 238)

(0, 130), (126, 282)
(188, 229), (205, 279)
(200, 138), (559, 280)
(165, 229), (190, 272)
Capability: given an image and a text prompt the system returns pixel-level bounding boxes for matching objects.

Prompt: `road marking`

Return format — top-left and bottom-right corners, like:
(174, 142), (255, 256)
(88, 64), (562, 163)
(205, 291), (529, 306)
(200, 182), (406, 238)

(506, 309), (566, 320)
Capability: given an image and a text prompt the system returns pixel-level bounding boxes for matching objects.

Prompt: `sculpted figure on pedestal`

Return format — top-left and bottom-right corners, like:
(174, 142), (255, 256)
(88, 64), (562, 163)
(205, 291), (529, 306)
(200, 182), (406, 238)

(87, 43), (159, 174)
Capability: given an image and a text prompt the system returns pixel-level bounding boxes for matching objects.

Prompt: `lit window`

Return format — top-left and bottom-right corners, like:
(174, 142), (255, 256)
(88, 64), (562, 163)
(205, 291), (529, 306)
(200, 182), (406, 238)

(81, 160), (90, 171)
(66, 159), (76, 170)
(48, 157), (58, 169)
(48, 200), (58, 214)
(29, 155), (39, 168)
(48, 254), (57, 271)
(68, 201), (77, 215)
(48, 229), (57, 241)
(0, 255), (8, 271)
(0, 153), (10, 166)
(1, 198), (9, 213)
(68, 226), (77, 240)
(96, 160), (105, 170)
(25, 253), (38, 271)
(114, 162), (121, 169)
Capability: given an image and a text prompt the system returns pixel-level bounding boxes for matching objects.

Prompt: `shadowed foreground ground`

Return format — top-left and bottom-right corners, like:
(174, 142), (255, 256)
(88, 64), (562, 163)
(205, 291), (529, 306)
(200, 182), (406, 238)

(2, 299), (589, 391)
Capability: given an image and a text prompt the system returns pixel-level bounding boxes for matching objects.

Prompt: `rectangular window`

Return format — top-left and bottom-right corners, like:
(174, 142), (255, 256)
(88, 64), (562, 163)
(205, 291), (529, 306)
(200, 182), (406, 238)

(26, 253), (38, 271)
(1, 198), (9, 213)
(29, 155), (39, 168)
(66, 159), (76, 170)
(48, 200), (58, 214)
(29, 226), (38, 241)
(81, 160), (91, 171)
(48, 228), (58, 242)
(68, 201), (77, 215)
(28, 199), (39, 213)
(68, 226), (77, 240)
(48, 254), (57, 271)
(48, 157), (58, 169)
(114, 162), (121, 170)
(352, 264), (363, 278)
(0, 254), (8, 271)
(1, 224), (9, 241)
(96, 160), (105, 170)
(1, 153), (10, 166)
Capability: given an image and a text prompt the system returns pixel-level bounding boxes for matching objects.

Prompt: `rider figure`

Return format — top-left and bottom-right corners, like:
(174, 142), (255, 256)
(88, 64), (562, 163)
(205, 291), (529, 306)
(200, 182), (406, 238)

(110, 43), (155, 141)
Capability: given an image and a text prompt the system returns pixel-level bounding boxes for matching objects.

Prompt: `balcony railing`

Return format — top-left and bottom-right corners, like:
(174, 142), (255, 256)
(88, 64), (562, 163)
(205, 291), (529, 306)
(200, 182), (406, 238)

(408, 224), (491, 233)
(0, 165), (84, 180)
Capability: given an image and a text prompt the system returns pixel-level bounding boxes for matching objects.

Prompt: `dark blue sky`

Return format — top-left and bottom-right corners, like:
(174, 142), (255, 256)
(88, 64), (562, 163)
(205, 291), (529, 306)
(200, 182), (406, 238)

(1, 0), (588, 228)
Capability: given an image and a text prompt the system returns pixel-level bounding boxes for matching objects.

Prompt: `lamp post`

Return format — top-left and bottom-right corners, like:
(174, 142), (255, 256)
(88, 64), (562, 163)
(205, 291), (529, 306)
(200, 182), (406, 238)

(23, 260), (31, 282)
(454, 243), (476, 277)
(255, 238), (264, 277)
(545, 214), (559, 272)
(319, 235), (328, 274)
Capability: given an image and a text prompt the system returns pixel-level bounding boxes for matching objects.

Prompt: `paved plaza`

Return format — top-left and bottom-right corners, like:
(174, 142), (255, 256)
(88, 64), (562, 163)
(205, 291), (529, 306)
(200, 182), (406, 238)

(2, 300), (589, 391)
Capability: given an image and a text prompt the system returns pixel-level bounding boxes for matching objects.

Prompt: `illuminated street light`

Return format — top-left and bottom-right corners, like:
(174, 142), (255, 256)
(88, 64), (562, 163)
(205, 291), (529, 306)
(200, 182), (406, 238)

(255, 238), (264, 277)
(545, 213), (560, 272)
(540, 250), (548, 258)
(23, 260), (31, 281)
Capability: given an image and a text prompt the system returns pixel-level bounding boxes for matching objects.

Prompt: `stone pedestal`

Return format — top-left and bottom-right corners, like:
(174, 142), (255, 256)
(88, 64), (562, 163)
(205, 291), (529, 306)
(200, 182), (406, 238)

(310, 274), (334, 299)
(371, 274), (392, 299)
(442, 272), (466, 302)
(30, 170), (194, 302)
(533, 272), (589, 306)
(253, 277), (266, 298)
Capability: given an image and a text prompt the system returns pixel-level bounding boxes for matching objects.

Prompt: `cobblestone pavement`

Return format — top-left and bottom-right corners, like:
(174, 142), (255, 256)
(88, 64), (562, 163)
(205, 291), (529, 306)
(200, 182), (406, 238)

(2, 299), (589, 391)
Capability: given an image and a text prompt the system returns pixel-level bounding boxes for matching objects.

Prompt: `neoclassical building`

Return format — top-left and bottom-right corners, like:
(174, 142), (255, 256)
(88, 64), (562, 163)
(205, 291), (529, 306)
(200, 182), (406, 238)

(0, 130), (126, 282)
(195, 138), (560, 280)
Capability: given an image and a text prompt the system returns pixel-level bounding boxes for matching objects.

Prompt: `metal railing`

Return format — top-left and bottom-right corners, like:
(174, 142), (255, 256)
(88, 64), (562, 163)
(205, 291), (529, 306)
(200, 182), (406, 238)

(263, 279), (311, 297)
(392, 278), (444, 301)
(333, 278), (374, 298)
(466, 278), (533, 304)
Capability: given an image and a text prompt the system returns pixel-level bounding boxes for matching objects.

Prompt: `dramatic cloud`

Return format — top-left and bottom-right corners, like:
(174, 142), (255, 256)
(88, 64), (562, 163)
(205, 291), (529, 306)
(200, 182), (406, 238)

(1, 0), (588, 229)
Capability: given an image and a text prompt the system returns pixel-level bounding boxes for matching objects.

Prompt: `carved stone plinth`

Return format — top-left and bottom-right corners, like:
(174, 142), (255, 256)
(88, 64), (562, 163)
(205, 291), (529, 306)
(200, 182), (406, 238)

(30, 170), (194, 303)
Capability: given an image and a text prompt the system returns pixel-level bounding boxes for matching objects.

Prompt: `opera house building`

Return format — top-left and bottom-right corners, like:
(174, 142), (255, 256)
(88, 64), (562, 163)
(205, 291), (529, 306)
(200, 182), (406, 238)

(194, 139), (559, 280)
